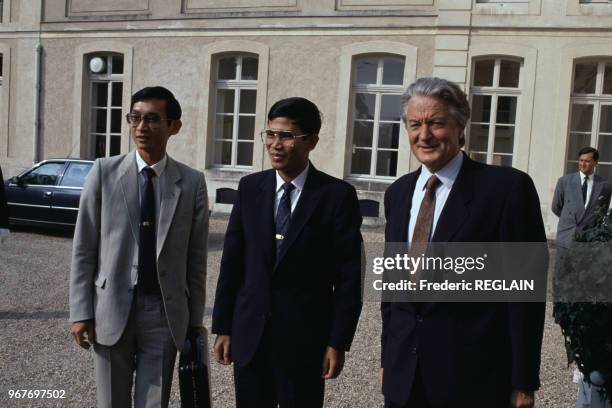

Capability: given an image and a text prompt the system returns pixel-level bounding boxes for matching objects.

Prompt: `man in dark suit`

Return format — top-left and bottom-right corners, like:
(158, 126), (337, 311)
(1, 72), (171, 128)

(552, 146), (611, 248)
(380, 77), (547, 408)
(212, 97), (363, 408)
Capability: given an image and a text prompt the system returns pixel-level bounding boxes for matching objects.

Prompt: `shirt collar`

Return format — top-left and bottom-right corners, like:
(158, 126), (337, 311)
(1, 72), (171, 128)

(135, 150), (167, 177)
(276, 163), (310, 194)
(417, 151), (463, 191)
(579, 171), (593, 182)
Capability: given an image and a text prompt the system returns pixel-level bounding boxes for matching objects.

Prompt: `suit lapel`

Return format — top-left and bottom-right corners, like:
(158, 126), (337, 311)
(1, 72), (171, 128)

(395, 172), (419, 243)
(256, 170), (276, 272)
(274, 165), (324, 269)
(119, 152), (140, 243)
(585, 176), (604, 215)
(157, 156), (182, 258)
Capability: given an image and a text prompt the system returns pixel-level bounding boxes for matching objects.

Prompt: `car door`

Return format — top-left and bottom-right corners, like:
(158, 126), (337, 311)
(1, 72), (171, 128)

(52, 161), (93, 225)
(5, 161), (66, 224)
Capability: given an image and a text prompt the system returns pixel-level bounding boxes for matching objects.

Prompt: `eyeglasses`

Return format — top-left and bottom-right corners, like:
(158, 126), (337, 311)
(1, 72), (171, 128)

(260, 129), (309, 146)
(125, 113), (175, 128)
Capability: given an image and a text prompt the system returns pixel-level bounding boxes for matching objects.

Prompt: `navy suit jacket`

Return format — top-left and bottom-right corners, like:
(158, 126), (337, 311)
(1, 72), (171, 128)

(212, 164), (363, 369)
(381, 154), (547, 407)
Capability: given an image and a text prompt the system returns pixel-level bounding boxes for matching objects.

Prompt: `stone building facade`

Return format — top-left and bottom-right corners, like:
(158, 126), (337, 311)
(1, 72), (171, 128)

(1, 0), (611, 236)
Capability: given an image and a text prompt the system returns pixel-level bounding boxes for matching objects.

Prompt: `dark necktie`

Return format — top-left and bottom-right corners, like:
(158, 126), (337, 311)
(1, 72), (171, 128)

(138, 167), (159, 294)
(411, 175), (442, 250)
(275, 182), (295, 256)
(582, 175), (589, 204)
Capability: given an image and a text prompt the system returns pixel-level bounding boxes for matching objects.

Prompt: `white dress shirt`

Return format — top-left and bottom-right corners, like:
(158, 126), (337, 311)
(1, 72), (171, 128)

(408, 152), (463, 245)
(579, 171), (594, 208)
(274, 164), (309, 216)
(135, 150), (167, 227)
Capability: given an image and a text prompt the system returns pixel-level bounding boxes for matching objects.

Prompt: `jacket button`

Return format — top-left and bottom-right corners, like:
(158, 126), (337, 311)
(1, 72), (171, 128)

(416, 315), (423, 323)
(412, 347), (417, 354)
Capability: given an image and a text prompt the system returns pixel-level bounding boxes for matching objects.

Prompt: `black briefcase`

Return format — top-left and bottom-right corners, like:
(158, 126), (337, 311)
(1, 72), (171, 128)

(178, 329), (212, 408)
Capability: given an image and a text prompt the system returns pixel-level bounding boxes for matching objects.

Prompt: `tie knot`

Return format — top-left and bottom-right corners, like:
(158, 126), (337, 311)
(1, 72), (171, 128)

(585, 175), (589, 181)
(142, 167), (155, 180)
(282, 182), (295, 193)
(425, 175), (441, 191)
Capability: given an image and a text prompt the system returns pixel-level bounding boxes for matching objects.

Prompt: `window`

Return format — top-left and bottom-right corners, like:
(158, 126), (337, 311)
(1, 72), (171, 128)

(88, 53), (124, 159)
(20, 162), (64, 186)
(60, 162), (93, 187)
(349, 56), (405, 178)
(467, 57), (522, 167)
(212, 54), (258, 168)
(567, 60), (612, 180)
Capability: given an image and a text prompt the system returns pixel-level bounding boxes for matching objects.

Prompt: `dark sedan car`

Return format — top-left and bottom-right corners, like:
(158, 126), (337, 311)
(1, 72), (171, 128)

(4, 159), (94, 227)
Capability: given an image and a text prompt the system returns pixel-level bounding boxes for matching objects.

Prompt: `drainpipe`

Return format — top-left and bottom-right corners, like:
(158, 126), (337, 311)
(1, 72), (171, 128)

(32, 43), (42, 163)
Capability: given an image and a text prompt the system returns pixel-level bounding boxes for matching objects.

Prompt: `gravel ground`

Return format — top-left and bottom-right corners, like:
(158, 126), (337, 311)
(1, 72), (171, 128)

(0, 217), (577, 407)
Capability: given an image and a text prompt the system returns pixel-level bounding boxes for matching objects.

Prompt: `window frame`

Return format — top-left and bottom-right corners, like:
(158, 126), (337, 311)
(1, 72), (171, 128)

(468, 56), (523, 167)
(348, 55), (405, 181)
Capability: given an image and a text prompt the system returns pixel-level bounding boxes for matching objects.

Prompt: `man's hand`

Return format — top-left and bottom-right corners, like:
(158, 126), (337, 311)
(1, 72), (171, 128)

(213, 335), (232, 365)
(377, 368), (384, 388)
(70, 320), (95, 349)
(509, 389), (534, 408)
(322, 346), (345, 380)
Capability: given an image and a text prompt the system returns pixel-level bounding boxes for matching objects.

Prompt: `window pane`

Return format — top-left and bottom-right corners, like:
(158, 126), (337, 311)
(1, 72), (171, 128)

(471, 95), (492, 123)
(468, 124), (489, 151)
(492, 154), (512, 167)
(494, 125), (514, 154)
(382, 58), (404, 85)
(216, 89), (235, 114)
(496, 96), (517, 124)
(499, 60), (520, 88)
(94, 135), (106, 158)
(355, 93), (375, 120)
(473, 60), (494, 87)
(568, 133), (591, 161)
(469, 152), (487, 164)
(597, 134), (612, 164)
(60, 163), (93, 187)
(237, 142), (253, 166)
(356, 58), (378, 84)
(600, 105), (612, 133)
(21, 163), (63, 186)
(378, 123), (399, 149)
(93, 109), (107, 133)
(565, 161), (579, 175)
(110, 135), (121, 156)
(239, 90), (256, 114)
(238, 116), (255, 140)
(570, 104), (594, 132)
(110, 109), (122, 133)
(573, 62), (598, 94)
(214, 141), (232, 165)
(112, 55), (123, 74)
(89, 56), (107, 75)
(376, 150), (398, 177)
(111, 82), (122, 107)
(92, 82), (108, 107)
(241, 57), (258, 80)
(380, 95), (401, 121)
(597, 164), (612, 183)
(218, 57), (237, 80)
(353, 121), (373, 148)
(215, 115), (234, 140)
(351, 148), (372, 175)
(604, 64), (612, 95)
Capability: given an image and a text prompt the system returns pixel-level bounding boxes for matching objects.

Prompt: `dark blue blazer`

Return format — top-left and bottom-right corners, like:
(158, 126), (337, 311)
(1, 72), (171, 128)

(381, 154), (547, 407)
(212, 164), (363, 369)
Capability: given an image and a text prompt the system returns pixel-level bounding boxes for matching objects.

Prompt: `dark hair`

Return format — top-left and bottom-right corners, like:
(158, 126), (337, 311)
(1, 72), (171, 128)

(578, 146), (599, 161)
(130, 86), (182, 120)
(267, 97), (322, 135)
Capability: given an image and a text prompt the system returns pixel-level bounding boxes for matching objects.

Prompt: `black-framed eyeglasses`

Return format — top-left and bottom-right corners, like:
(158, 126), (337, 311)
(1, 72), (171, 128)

(125, 113), (175, 127)
(260, 129), (309, 146)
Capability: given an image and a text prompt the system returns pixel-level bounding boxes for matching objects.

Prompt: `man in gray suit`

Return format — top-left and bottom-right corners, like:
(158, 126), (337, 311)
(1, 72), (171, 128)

(69, 86), (208, 408)
(552, 146), (611, 247)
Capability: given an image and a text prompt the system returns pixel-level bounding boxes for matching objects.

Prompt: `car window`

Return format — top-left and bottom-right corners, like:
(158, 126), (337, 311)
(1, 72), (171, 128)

(19, 162), (64, 186)
(60, 162), (93, 187)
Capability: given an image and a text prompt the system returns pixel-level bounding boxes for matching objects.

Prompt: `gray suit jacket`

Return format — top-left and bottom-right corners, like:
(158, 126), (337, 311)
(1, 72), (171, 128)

(69, 151), (208, 351)
(552, 172), (611, 247)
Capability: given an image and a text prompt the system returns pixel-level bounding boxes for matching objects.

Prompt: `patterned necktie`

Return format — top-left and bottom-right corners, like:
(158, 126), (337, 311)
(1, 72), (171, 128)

(411, 175), (442, 248)
(582, 175), (589, 204)
(275, 182), (295, 256)
(138, 167), (159, 294)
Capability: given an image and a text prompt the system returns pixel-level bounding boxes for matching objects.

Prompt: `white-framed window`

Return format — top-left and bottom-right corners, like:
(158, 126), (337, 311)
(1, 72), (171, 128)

(212, 54), (258, 168)
(567, 60), (612, 180)
(349, 55), (405, 179)
(467, 57), (522, 167)
(87, 53), (124, 159)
